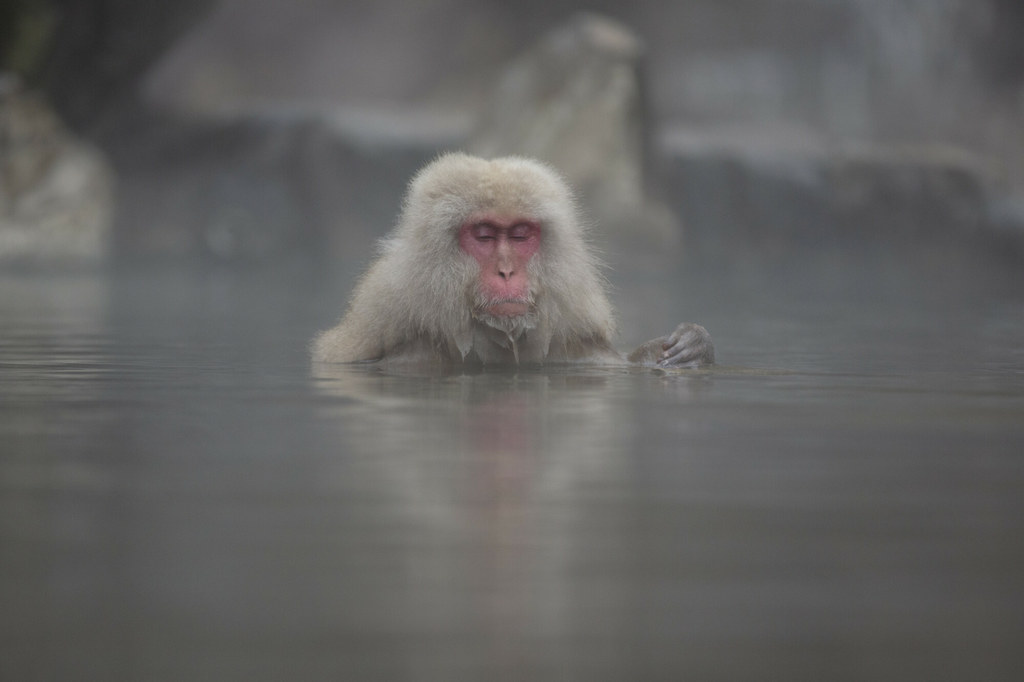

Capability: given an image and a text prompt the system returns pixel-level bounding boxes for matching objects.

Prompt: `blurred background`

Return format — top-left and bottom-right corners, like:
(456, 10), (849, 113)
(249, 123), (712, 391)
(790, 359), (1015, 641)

(3, 0), (1024, 278)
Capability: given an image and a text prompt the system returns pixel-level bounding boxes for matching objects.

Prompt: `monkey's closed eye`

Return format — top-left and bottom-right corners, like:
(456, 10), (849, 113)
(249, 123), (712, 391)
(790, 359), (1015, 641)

(509, 224), (537, 241)
(471, 224), (497, 241)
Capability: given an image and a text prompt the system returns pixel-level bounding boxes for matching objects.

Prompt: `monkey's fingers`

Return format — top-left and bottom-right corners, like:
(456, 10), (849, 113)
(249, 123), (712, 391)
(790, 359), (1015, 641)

(661, 326), (698, 351)
(659, 333), (701, 366)
(660, 324), (715, 367)
(659, 348), (699, 367)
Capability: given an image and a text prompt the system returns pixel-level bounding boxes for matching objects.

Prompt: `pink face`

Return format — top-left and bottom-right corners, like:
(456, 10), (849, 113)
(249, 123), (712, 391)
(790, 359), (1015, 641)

(458, 215), (541, 317)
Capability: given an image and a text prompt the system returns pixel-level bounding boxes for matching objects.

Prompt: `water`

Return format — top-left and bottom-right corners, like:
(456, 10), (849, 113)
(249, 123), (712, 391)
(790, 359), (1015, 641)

(2, 263), (1023, 681)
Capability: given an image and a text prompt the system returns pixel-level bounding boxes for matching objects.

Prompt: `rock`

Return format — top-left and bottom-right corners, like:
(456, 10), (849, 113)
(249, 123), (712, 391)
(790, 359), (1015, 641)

(106, 107), (454, 263)
(470, 13), (678, 249)
(660, 130), (1010, 269)
(0, 80), (115, 265)
(986, 195), (1024, 266)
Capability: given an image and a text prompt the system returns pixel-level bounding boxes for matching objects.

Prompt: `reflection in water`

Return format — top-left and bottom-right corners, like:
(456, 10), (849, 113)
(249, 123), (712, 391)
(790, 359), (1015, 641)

(1, 267), (1023, 680)
(312, 365), (639, 675)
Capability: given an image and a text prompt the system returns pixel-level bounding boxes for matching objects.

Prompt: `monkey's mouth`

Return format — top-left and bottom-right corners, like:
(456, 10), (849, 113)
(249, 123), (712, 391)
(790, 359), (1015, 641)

(473, 296), (537, 333)
(473, 294), (536, 319)
(483, 299), (532, 317)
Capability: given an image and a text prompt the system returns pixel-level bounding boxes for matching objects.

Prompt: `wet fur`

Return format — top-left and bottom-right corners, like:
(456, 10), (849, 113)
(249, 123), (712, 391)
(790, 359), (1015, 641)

(312, 153), (617, 365)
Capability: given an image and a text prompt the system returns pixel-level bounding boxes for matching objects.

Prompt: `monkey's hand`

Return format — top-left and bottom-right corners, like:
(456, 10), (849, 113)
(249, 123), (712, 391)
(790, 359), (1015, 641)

(629, 323), (715, 368)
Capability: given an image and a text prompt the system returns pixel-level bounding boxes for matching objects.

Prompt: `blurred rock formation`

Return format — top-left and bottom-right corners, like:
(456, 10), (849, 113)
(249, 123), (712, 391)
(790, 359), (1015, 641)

(5, 0), (1021, 278)
(471, 14), (677, 249)
(662, 130), (1024, 285)
(103, 109), (450, 263)
(0, 78), (114, 265)
(40, 0), (214, 135)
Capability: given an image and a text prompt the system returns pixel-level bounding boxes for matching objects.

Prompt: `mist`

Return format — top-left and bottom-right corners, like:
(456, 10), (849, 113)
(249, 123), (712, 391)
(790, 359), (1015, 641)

(2, 2), (1023, 680)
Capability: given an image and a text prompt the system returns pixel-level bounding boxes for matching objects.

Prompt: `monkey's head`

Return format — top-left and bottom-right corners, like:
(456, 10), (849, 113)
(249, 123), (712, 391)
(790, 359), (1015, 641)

(386, 152), (615, 359)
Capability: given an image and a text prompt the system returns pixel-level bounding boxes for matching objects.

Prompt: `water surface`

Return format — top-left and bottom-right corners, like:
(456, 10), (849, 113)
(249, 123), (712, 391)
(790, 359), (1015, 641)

(2, 264), (1022, 681)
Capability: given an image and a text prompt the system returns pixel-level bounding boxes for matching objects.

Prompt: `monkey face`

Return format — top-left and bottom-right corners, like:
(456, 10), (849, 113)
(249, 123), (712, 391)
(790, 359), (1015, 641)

(458, 214), (541, 319)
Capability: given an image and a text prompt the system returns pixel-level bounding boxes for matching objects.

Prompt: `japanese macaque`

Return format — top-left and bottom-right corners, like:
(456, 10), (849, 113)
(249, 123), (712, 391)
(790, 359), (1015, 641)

(312, 153), (713, 368)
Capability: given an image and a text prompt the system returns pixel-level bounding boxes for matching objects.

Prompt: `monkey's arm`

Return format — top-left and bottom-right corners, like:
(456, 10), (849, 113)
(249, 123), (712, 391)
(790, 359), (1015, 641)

(627, 323), (714, 368)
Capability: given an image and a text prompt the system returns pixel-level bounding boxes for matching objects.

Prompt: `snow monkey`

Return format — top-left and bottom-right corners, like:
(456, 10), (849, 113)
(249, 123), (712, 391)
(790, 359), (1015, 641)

(312, 153), (714, 368)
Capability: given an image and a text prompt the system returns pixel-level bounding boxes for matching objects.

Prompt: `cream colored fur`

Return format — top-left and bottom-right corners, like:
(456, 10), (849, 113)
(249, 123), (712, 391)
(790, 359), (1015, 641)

(312, 152), (618, 365)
